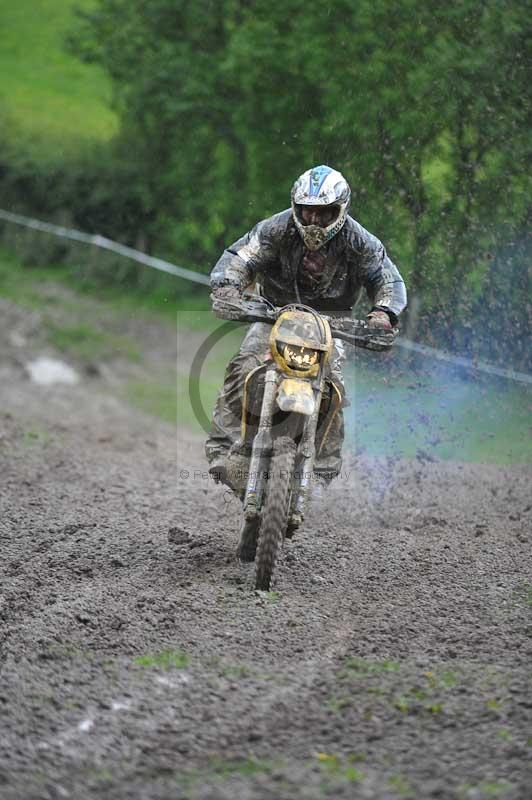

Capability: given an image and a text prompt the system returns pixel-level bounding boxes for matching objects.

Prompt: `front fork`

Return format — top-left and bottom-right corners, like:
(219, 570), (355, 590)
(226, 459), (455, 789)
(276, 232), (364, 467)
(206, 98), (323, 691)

(242, 368), (325, 529)
(290, 379), (324, 527)
(242, 368), (278, 521)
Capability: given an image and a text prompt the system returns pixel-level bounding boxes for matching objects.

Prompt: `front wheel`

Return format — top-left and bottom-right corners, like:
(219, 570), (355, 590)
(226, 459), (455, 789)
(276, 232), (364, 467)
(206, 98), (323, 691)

(254, 436), (296, 590)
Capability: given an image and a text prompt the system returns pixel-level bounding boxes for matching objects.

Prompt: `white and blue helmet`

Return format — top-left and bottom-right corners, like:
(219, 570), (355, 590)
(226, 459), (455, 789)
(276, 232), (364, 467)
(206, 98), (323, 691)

(291, 165), (351, 251)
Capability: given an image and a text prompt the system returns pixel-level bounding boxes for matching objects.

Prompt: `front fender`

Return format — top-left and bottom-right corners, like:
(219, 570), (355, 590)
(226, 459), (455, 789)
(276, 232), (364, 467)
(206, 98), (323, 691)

(276, 378), (315, 415)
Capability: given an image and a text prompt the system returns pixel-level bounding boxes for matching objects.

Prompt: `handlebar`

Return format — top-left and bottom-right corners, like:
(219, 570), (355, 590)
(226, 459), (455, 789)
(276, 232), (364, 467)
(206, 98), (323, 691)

(211, 293), (397, 351)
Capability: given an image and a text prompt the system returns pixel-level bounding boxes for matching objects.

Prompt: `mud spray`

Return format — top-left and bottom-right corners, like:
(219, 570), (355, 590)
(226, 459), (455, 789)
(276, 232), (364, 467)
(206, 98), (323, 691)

(342, 339), (531, 508)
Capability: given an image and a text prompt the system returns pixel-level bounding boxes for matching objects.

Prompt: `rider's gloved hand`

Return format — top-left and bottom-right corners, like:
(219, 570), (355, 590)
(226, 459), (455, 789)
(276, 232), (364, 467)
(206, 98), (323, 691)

(211, 285), (241, 302)
(366, 309), (393, 330)
(211, 285), (243, 321)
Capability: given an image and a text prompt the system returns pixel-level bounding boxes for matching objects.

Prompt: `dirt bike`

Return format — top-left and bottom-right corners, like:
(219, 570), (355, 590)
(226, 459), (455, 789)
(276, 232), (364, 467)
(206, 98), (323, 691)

(212, 292), (396, 590)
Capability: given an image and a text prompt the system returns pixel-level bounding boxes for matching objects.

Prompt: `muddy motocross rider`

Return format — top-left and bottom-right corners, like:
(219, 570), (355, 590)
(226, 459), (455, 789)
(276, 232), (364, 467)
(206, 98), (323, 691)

(205, 164), (407, 490)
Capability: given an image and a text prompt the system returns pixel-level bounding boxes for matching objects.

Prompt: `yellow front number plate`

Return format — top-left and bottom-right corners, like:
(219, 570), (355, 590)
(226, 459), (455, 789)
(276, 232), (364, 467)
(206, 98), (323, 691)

(276, 379), (315, 415)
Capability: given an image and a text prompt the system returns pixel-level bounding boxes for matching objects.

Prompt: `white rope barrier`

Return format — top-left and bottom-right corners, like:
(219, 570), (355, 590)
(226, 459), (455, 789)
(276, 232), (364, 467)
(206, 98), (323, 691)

(1, 208), (530, 385)
(0, 208), (210, 286)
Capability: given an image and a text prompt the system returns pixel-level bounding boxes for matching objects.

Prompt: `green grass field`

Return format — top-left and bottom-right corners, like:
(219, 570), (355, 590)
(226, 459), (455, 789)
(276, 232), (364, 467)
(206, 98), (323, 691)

(0, 242), (208, 321)
(0, 0), (117, 156)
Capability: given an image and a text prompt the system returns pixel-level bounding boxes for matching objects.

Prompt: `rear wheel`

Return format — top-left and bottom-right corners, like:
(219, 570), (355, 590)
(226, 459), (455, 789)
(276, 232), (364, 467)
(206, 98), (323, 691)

(254, 436), (296, 590)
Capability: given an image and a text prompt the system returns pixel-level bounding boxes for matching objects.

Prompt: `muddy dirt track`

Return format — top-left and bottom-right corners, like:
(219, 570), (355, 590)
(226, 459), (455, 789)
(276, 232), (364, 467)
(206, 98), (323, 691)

(1, 294), (532, 800)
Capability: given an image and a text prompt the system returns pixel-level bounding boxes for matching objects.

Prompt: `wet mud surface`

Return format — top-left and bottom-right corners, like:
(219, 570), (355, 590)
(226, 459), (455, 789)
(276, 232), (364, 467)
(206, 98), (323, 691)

(1, 302), (532, 800)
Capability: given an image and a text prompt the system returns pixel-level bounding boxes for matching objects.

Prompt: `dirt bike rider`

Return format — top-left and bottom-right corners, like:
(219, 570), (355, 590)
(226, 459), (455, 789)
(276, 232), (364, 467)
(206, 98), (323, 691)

(205, 164), (407, 492)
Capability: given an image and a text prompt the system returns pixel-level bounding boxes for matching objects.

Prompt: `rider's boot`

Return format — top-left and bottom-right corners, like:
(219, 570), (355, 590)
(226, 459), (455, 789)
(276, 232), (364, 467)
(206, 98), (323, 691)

(286, 512), (303, 539)
(208, 455), (228, 485)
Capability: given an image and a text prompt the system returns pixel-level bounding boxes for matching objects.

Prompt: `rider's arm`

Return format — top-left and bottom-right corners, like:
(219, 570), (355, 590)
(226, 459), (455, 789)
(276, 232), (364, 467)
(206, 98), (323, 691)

(352, 224), (407, 324)
(210, 213), (283, 293)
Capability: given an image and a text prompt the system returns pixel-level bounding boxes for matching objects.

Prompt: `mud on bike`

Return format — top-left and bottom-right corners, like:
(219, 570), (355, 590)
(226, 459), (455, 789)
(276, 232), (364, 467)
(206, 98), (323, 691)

(211, 292), (396, 590)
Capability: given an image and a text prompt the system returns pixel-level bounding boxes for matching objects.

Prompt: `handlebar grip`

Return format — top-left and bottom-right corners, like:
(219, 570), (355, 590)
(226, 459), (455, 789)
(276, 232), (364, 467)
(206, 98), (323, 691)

(330, 324), (397, 351)
(212, 298), (276, 324)
(211, 298), (246, 321)
(211, 298), (397, 350)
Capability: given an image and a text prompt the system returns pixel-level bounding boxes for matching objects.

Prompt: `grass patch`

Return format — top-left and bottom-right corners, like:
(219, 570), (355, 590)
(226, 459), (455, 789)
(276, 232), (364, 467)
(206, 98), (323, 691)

(207, 656), (264, 681)
(171, 757), (282, 790)
(219, 664), (254, 679)
(0, 245), (210, 323)
(209, 757), (275, 778)
(254, 590), (281, 604)
(0, 247), (62, 307)
(328, 695), (353, 714)
(439, 670), (458, 688)
(512, 581), (532, 607)
(314, 753), (365, 783)
(84, 768), (114, 785)
(388, 774), (415, 798)
(134, 649), (189, 670)
(0, 0), (117, 157)
(345, 357), (532, 465)
(391, 675), (450, 715)
(393, 691), (444, 715)
(22, 428), (51, 447)
(459, 780), (515, 799)
(333, 662), (463, 719)
(47, 322), (140, 362)
(124, 381), (177, 426)
(340, 657), (401, 677)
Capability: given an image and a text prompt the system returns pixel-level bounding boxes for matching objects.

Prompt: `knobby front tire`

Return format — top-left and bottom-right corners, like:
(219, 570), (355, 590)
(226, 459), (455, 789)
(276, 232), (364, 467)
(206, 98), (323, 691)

(254, 436), (296, 591)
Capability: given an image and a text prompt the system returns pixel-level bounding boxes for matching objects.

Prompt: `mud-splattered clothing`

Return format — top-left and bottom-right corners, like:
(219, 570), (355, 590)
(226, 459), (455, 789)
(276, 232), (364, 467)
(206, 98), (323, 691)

(205, 322), (345, 481)
(210, 209), (407, 322)
(206, 210), (406, 479)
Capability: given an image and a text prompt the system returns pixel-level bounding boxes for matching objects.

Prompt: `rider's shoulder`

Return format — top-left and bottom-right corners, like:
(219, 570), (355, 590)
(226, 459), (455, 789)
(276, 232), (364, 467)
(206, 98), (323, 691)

(343, 214), (369, 239)
(254, 208), (293, 237)
(342, 215), (382, 251)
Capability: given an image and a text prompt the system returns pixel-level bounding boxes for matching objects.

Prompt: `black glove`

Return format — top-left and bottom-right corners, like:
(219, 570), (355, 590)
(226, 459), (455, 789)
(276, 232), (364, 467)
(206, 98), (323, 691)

(211, 286), (243, 321)
(211, 286), (241, 301)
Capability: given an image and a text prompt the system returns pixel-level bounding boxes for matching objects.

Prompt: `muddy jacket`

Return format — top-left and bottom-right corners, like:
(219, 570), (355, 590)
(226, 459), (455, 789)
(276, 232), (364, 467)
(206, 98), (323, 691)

(210, 210), (407, 322)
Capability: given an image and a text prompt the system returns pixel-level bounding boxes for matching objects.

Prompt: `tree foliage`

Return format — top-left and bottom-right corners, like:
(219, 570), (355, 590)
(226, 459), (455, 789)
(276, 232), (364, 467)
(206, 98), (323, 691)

(67, 0), (531, 366)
